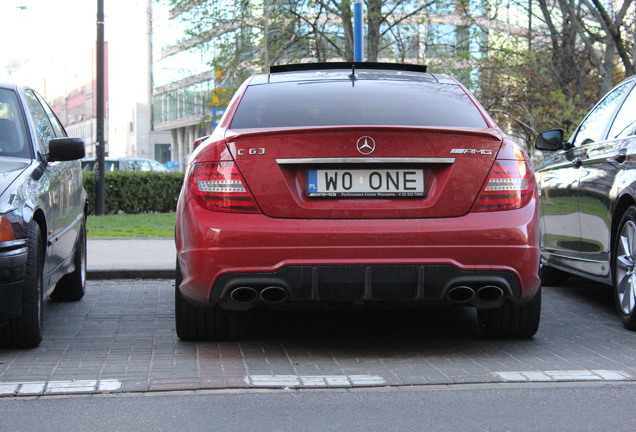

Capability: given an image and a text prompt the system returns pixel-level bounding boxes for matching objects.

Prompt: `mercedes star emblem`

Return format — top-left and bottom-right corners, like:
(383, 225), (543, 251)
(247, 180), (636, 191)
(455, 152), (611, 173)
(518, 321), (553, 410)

(356, 136), (376, 155)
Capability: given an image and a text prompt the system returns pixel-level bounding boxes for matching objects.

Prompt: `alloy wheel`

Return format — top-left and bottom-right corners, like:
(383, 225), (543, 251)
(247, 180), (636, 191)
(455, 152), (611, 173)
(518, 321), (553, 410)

(616, 220), (636, 315)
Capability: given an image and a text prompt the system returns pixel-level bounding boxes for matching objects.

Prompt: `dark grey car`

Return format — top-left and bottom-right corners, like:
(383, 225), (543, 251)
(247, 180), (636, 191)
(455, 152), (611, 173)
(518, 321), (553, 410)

(535, 75), (636, 329)
(0, 83), (87, 347)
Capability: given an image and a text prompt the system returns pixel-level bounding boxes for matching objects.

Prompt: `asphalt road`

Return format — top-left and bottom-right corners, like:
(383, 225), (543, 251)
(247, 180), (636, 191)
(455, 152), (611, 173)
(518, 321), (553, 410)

(2, 382), (636, 431)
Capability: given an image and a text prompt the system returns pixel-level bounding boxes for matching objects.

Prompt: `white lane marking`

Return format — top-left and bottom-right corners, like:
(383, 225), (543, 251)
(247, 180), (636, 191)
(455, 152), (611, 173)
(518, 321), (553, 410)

(0, 379), (122, 396)
(496, 370), (631, 382)
(247, 375), (386, 387)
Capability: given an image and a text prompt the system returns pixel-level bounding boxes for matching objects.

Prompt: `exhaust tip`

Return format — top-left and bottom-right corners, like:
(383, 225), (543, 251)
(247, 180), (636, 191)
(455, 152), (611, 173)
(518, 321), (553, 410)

(260, 286), (288, 304)
(447, 285), (475, 303)
(230, 286), (259, 303)
(476, 285), (505, 302)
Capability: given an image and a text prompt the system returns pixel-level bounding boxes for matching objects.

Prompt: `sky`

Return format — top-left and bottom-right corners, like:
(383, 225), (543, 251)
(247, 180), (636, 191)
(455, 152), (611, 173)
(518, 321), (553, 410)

(0, 0), (164, 159)
(0, 0), (98, 66)
(0, 0), (151, 104)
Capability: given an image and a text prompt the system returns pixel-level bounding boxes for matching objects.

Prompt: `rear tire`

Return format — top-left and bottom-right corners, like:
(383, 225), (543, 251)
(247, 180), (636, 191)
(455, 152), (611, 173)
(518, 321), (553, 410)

(478, 287), (541, 338)
(612, 207), (636, 330)
(175, 261), (230, 341)
(51, 221), (86, 301)
(3, 223), (44, 348)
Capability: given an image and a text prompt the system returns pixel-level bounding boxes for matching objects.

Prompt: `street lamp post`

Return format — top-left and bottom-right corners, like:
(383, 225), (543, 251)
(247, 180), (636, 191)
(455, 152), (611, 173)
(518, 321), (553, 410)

(95, 0), (105, 215)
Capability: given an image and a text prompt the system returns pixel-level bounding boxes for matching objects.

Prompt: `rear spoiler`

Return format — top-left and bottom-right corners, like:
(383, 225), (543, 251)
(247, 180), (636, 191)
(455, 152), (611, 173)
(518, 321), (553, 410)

(270, 62), (427, 74)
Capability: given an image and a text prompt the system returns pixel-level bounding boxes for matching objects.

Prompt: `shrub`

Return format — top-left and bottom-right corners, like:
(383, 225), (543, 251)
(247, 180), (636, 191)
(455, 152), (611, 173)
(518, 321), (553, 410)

(83, 171), (185, 215)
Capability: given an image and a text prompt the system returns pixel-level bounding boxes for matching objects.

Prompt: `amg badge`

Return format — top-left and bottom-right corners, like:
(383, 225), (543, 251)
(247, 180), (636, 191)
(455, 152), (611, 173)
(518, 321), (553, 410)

(450, 148), (492, 155)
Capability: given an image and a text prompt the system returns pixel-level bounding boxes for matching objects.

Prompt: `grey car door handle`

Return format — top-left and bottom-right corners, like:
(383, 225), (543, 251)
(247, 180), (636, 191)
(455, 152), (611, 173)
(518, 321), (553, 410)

(609, 150), (627, 164)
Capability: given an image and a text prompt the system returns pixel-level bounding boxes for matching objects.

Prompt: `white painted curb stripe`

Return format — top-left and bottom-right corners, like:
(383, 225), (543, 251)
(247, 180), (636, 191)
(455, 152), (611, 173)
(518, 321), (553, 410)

(0, 379), (122, 396)
(246, 374), (386, 387)
(496, 370), (631, 382)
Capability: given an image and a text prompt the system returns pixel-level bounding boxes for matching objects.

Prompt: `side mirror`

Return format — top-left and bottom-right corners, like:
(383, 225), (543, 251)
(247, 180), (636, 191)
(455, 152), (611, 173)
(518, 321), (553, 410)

(535, 129), (565, 151)
(47, 137), (86, 162)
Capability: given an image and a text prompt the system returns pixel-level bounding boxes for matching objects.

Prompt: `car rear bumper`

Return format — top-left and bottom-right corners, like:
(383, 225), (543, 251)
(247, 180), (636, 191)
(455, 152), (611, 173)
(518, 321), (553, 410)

(212, 264), (524, 311)
(0, 242), (27, 320)
(176, 199), (540, 310)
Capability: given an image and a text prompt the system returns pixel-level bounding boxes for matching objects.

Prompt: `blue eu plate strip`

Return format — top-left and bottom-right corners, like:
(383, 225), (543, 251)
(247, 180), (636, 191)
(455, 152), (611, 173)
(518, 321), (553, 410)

(307, 170), (317, 193)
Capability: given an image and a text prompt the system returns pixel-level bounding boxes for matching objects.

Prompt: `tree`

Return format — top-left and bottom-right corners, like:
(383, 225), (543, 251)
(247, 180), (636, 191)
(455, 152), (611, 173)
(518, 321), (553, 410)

(163, 0), (634, 147)
(453, 0), (634, 147)
(167, 0), (433, 71)
(534, 0), (635, 96)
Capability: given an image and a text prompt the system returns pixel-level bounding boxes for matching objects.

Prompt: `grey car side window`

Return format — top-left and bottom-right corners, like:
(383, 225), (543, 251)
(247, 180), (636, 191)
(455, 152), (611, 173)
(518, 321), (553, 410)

(608, 83), (636, 139)
(34, 91), (66, 138)
(572, 82), (632, 147)
(23, 90), (56, 153)
(0, 89), (30, 158)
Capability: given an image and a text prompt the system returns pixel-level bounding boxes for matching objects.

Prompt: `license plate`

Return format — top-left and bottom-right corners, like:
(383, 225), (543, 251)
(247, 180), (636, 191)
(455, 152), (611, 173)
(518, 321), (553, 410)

(307, 169), (425, 198)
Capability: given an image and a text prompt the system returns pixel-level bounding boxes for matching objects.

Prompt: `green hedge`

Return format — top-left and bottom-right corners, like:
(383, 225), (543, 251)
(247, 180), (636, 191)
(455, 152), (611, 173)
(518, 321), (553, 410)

(83, 171), (185, 215)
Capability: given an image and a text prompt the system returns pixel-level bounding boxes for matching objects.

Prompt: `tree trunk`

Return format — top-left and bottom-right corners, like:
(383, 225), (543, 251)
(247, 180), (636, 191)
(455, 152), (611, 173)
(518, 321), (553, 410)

(341, 0), (355, 62)
(366, 0), (383, 61)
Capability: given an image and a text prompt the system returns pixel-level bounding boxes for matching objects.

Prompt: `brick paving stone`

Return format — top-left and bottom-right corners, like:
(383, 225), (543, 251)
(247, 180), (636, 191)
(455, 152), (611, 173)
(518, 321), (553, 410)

(1, 279), (636, 395)
(120, 380), (148, 392)
(198, 376), (227, 389)
(149, 379), (200, 391)
(223, 376), (251, 387)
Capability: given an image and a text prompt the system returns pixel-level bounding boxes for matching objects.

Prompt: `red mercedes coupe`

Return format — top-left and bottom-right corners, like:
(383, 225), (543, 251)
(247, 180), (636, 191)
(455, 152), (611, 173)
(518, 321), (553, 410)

(175, 63), (541, 340)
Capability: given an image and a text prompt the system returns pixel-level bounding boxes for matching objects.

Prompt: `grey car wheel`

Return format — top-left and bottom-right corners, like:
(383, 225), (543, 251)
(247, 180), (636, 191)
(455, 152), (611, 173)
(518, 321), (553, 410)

(614, 207), (636, 330)
(1, 222), (44, 348)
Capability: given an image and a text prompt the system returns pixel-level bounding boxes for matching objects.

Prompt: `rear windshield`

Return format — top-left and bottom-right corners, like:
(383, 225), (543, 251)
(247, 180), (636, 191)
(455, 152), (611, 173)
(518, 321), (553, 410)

(230, 79), (488, 129)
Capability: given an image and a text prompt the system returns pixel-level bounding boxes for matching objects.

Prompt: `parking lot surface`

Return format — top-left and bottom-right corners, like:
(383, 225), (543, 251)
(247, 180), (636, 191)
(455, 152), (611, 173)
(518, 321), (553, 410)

(1, 277), (635, 396)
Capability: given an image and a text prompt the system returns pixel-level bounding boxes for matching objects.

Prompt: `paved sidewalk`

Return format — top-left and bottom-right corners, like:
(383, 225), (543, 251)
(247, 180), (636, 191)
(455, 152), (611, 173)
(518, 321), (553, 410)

(87, 238), (175, 279)
(1, 278), (635, 397)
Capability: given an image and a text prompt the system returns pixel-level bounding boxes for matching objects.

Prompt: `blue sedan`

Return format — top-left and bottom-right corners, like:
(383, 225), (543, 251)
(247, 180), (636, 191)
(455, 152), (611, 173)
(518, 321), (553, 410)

(0, 82), (87, 348)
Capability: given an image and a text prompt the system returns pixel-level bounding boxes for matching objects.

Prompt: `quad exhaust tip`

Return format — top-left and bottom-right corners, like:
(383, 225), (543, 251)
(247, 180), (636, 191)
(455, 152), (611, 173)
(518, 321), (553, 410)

(228, 285), (289, 307)
(476, 285), (505, 302)
(447, 284), (505, 306)
(447, 285), (475, 303)
(230, 286), (258, 304)
(260, 286), (289, 303)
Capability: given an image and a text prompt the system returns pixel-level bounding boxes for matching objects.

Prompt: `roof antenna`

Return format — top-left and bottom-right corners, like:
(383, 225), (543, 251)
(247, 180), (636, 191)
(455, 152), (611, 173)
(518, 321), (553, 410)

(349, 64), (357, 86)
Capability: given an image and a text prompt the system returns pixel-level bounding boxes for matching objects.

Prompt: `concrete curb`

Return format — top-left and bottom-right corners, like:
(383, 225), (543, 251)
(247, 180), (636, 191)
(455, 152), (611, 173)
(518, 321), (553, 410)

(87, 270), (175, 280)
(87, 238), (175, 280)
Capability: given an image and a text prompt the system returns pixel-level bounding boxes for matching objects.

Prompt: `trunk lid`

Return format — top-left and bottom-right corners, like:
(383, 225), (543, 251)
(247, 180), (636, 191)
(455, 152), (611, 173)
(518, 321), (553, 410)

(227, 126), (502, 219)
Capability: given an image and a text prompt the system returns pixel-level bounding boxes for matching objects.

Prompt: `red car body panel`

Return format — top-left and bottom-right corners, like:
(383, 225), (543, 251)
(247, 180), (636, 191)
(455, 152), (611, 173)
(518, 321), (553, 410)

(176, 192), (540, 305)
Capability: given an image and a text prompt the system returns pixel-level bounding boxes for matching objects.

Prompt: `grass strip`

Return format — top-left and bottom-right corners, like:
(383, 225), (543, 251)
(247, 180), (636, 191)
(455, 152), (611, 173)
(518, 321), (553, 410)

(87, 212), (175, 238)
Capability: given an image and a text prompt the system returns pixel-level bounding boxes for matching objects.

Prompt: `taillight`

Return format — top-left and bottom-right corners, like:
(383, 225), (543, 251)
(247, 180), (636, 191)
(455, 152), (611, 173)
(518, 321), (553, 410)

(188, 162), (260, 213)
(472, 160), (535, 212)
